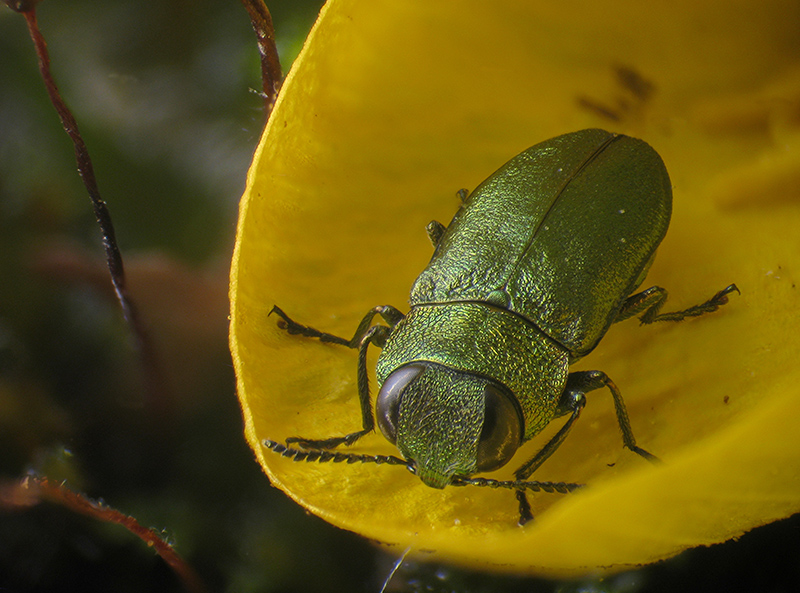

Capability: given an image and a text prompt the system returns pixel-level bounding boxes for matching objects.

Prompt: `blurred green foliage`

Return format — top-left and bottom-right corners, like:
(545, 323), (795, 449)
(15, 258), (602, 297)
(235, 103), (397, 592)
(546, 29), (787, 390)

(0, 1), (797, 592)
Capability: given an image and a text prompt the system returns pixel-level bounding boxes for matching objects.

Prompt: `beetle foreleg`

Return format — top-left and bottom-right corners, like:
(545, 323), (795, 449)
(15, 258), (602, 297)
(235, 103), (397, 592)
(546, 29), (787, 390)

(615, 283), (739, 325)
(274, 304), (404, 450)
(270, 304), (404, 348)
(512, 389), (585, 525)
(514, 391), (585, 481)
(286, 324), (392, 450)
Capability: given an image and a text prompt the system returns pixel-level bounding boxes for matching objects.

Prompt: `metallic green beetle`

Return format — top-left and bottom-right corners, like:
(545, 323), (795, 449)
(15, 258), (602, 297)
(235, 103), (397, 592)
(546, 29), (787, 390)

(267, 128), (738, 524)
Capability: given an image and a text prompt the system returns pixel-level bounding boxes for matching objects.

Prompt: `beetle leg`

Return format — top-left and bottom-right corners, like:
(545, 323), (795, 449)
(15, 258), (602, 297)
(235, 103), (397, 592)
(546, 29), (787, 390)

(425, 188), (470, 247)
(513, 389), (585, 525)
(512, 370), (660, 525)
(271, 304), (404, 449)
(270, 304), (404, 348)
(613, 286), (665, 323)
(515, 490), (534, 525)
(425, 188), (471, 248)
(286, 324), (393, 450)
(615, 283), (739, 324)
(514, 390), (585, 481)
(568, 371), (659, 461)
(425, 221), (447, 247)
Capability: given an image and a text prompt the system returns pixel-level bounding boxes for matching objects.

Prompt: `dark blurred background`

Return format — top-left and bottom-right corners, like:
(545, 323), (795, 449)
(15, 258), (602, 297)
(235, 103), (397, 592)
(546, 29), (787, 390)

(0, 2), (798, 592)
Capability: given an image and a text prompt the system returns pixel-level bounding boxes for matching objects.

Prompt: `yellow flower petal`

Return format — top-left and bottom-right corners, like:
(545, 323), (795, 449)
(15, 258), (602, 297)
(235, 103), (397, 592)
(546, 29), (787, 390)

(230, 0), (800, 575)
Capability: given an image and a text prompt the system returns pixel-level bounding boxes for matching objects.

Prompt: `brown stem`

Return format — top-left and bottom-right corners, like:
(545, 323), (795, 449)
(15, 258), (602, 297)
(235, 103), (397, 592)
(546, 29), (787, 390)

(1, 476), (210, 593)
(240, 0), (283, 112)
(12, 4), (170, 424)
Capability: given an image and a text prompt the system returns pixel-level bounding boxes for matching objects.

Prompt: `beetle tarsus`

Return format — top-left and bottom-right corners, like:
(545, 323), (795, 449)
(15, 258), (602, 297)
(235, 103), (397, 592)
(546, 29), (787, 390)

(630, 282), (740, 324)
(630, 445), (661, 463)
(516, 490), (534, 526)
(711, 283), (740, 306)
(270, 305), (351, 346)
(286, 428), (372, 450)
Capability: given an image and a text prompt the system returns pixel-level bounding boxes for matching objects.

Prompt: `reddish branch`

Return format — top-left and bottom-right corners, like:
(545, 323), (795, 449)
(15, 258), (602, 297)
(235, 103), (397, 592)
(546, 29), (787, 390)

(240, 0), (283, 112)
(1, 475), (210, 593)
(7, 1), (169, 422)
(0, 3), (287, 589)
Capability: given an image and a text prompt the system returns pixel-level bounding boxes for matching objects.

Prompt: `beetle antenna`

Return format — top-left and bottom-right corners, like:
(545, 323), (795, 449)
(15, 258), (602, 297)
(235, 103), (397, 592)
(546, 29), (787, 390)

(263, 439), (412, 469)
(451, 476), (584, 494)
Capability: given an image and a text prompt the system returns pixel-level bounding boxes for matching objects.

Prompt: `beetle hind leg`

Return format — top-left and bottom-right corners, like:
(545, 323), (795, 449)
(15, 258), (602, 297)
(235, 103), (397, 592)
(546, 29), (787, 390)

(426, 188), (472, 247)
(615, 283), (739, 325)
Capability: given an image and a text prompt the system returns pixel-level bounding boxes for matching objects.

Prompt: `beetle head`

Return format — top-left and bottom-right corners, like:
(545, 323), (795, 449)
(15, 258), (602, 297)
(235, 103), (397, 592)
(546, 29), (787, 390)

(376, 362), (523, 489)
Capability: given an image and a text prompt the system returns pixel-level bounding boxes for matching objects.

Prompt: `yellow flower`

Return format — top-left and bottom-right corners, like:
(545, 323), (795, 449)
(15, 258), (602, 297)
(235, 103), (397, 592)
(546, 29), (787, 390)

(230, 0), (800, 575)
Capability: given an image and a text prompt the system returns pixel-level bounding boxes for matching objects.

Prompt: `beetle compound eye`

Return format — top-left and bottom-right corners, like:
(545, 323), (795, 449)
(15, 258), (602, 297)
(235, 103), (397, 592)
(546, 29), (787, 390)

(476, 382), (523, 473)
(376, 363), (426, 444)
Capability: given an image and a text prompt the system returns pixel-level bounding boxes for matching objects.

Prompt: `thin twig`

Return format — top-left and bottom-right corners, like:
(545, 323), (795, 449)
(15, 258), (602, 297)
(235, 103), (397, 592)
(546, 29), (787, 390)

(240, 0), (283, 112)
(9, 2), (170, 422)
(1, 475), (210, 593)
